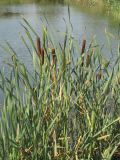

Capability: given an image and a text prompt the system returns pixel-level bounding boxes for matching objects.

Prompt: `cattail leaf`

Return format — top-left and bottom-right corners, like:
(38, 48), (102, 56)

(22, 18), (39, 37)
(102, 68), (114, 96)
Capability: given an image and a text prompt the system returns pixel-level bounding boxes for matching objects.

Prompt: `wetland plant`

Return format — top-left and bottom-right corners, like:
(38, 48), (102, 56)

(0, 19), (120, 159)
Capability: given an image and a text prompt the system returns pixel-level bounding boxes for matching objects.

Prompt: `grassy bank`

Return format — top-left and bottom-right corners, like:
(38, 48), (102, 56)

(0, 19), (120, 159)
(65, 0), (120, 21)
(0, 0), (119, 21)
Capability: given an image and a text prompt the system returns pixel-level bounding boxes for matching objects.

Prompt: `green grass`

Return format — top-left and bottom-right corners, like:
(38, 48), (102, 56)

(64, 0), (120, 22)
(0, 19), (120, 159)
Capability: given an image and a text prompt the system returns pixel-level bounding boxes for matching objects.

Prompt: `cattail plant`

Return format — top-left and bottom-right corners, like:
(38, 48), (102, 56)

(81, 39), (86, 66)
(36, 37), (44, 65)
(81, 39), (86, 54)
(36, 37), (41, 56)
(51, 49), (57, 100)
(86, 53), (91, 67)
(41, 48), (44, 65)
(0, 19), (120, 160)
(51, 48), (56, 67)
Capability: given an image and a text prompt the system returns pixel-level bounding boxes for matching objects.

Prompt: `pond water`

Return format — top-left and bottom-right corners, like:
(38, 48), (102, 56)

(0, 1), (119, 69)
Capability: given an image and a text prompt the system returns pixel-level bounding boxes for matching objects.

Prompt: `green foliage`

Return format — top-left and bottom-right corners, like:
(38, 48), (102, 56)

(0, 19), (120, 159)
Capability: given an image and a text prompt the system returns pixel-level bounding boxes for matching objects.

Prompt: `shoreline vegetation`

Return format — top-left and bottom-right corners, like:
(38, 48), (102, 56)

(0, 0), (119, 22)
(0, 18), (120, 159)
(65, 0), (120, 22)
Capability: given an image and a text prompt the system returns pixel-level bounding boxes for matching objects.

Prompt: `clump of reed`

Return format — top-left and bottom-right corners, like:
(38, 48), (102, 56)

(0, 19), (120, 160)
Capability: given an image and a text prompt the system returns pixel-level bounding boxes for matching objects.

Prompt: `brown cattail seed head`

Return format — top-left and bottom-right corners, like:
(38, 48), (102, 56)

(41, 48), (44, 65)
(81, 39), (86, 66)
(52, 48), (56, 66)
(36, 37), (41, 56)
(86, 54), (91, 67)
(81, 39), (86, 55)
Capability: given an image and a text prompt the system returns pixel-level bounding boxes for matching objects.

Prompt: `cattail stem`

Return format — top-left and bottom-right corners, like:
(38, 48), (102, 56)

(51, 49), (57, 101)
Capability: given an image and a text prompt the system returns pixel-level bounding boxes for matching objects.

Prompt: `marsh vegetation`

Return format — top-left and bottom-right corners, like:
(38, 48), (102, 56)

(0, 18), (120, 159)
(0, 0), (120, 159)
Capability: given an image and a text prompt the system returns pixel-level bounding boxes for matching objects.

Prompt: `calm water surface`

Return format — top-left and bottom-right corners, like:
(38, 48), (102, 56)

(0, 2), (119, 68)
